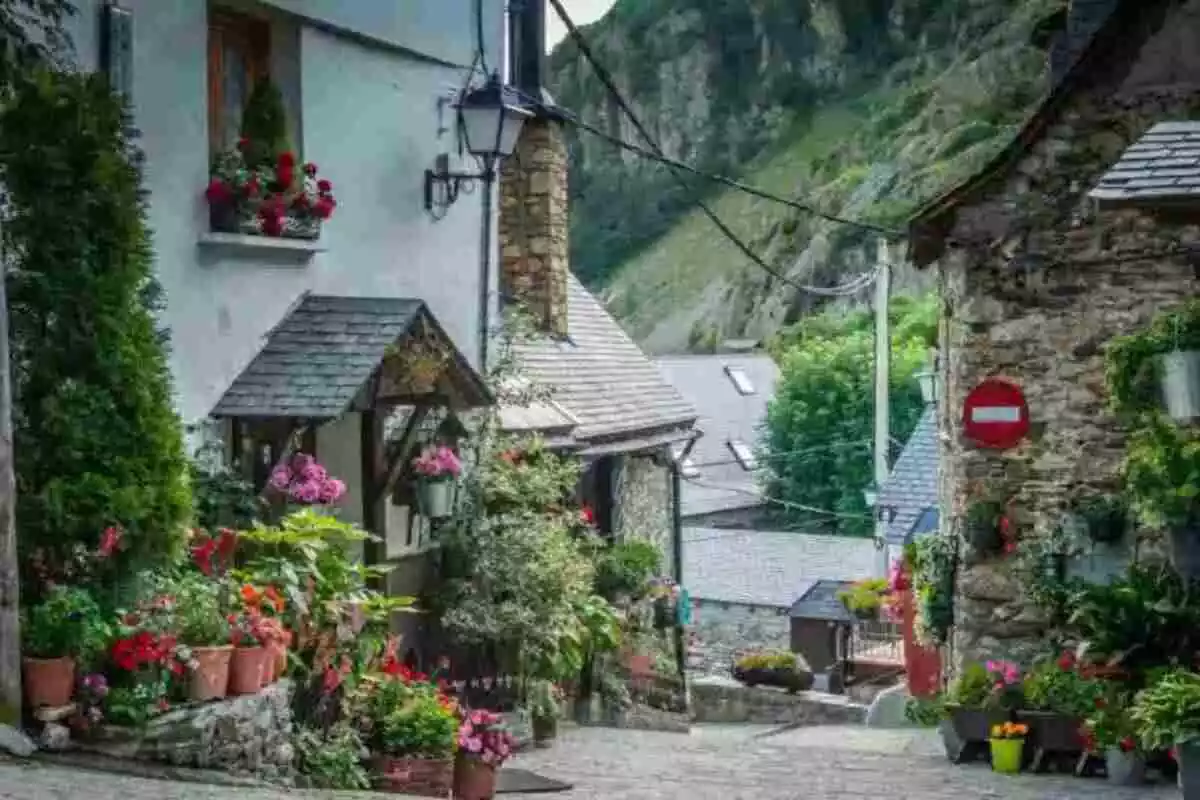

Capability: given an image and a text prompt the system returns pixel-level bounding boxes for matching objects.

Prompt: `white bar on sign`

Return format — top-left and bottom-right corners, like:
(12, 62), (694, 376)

(971, 406), (1021, 423)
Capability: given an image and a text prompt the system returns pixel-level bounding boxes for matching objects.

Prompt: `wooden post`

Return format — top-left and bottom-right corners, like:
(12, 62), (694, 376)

(0, 258), (20, 724)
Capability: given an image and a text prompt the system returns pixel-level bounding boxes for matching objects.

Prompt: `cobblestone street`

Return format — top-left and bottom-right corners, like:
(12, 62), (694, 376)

(0, 725), (1182, 799)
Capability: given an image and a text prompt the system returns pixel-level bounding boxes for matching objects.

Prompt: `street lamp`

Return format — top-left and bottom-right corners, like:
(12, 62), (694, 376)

(862, 484), (878, 508)
(916, 350), (938, 405)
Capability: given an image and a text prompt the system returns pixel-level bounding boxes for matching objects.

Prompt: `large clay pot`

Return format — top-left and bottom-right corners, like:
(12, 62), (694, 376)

(454, 756), (498, 800)
(372, 755), (453, 796)
(229, 646), (266, 695)
(22, 656), (75, 708)
(188, 645), (233, 702)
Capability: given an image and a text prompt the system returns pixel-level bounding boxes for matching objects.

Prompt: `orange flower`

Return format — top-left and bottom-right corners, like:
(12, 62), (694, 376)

(240, 584), (262, 607)
(264, 586), (286, 614)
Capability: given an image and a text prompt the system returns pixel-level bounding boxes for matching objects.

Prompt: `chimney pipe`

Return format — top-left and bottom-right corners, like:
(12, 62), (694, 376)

(510, 0), (545, 105)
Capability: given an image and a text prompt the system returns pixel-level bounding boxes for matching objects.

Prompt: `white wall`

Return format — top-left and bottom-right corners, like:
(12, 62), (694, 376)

(65, 0), (501, 423)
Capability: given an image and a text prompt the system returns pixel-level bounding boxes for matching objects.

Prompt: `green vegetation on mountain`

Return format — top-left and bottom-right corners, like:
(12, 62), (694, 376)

(548, 0), (1061, 351)
(762, 294), (937, 536)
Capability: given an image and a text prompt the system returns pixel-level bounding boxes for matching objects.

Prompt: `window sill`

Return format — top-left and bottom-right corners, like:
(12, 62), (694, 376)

(197, 232), (326, 257)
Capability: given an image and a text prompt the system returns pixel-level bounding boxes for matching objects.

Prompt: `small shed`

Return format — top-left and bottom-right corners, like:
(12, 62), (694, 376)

(788, 580), (855, 676)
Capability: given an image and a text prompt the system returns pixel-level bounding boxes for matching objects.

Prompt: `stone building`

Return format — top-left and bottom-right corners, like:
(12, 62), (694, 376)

(496, 93), (697, 574)
(907, 0), (1200, 669)
(683, 528), (875, 676)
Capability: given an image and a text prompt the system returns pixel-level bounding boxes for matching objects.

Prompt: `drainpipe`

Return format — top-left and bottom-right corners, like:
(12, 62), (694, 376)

(668, 433), (700, 695)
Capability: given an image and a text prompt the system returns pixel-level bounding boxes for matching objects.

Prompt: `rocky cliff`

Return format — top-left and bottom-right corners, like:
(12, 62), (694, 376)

(547, 0), (1063, 352)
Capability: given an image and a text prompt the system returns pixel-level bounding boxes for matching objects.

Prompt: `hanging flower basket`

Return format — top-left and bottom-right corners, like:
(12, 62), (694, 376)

(417, 479), (457, 520)
(1161, 350), (1200, 422)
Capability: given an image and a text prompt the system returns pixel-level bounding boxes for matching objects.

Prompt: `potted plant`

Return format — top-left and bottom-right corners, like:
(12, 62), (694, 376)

(173, 572), (233, 702)
(837, 577), (889, 620)
(411, 445), (462, 520)
(964, 498), (1003, 553)
(940, 662), (1015, 763)
(1132, 669), (1200, 794)
(21, 586), (109, 708)
(454, 709), (517, 800)
(228, 604), (271, 695)
(1018, 651), (1102, 759)
(1073, 495), (1128, 545)
(1123, 419), (1200, 579)
(1084, 687), (1145, 786)
(731, 651), (813, 693)
(989, 721), (1030, 774)
(528, 679), (561, 747)
(362, 675), (458, 797)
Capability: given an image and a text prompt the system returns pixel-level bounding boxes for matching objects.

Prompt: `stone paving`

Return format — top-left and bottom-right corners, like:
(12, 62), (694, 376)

(0, 724), (1183, 799)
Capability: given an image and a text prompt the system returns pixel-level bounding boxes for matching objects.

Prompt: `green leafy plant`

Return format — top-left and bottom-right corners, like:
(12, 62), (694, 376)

(1106, 298), (1200, 417)
(1084, 685), (1139, 753)
(593, 539), (662, 601)
(1022, 652), (1104, 717)
(1073, 495), (1129, 544)
(904, 695), (945, 726)
(294, 724), (370, 790)
(359, 677), (457, 759)
(20, 586), (110, 663)
(1122, 415), (1200, 531)
(527, 678), (562, 722)
(1065, 562), (1200, 672)
(103, 681), (168, 728)
(944, 663), (993, 710)
(0, 70), (191, 578)
(238, 77), (293, 170)
(735, 650), (796, 671)
(191, 439), (265, 531)
(1131, 669), (1200, 750)
(837, 577), (888, 615)
(169, 571), (229, 647)
(907, 535), (955, 647)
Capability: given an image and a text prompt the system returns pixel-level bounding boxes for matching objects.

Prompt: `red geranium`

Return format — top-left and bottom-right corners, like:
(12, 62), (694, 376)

(98, 526), (123, 559)
(205, 178), (232, 205)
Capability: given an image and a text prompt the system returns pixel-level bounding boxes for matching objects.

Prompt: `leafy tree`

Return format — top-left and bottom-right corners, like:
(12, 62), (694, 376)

(762, 295), (935, 536)
(0, 71), (191, 583)
(0, 0), (76, 90)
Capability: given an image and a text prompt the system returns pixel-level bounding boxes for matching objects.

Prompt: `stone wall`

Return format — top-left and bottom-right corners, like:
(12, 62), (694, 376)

(690, 680), (866, 726)
(614, 452), (675, 574)
(498, 116), (569, 337)
(930, 0), (1200, 670)
(688, 600), (790, 677)
(77, 682), (294, 782)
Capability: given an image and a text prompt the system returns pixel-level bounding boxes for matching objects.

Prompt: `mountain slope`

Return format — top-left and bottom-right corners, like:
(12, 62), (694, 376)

(547, 0), (1061, 352)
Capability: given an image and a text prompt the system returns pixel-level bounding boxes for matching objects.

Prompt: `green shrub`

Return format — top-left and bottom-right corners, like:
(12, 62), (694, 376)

(593, 539), (662, 600)
(945, 663), (993, 709)
(735, 650), (796, 671)
(295, 725), (370, 790)
(21, 586), (110, 663)
(0, 71), (191, 580)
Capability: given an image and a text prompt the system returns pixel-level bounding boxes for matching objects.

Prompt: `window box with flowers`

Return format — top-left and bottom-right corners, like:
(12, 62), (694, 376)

(1017, 651), (1104, 770)
(205, 143), (336, 242)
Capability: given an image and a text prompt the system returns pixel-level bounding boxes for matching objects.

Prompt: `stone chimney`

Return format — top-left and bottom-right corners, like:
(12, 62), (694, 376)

(498, 0), (569, 337)
(498, 118), (570, 338)
(1046, 0), (1120, 86)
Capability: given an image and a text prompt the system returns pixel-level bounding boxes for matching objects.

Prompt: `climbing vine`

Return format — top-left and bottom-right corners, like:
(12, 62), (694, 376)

(1105, 298), (1200, 418)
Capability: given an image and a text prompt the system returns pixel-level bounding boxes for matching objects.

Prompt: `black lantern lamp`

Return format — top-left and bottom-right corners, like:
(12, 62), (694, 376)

(424, 72), (531, 214)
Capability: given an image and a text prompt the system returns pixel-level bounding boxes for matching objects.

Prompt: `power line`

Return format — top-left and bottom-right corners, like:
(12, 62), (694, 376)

(544, 0), (886, 299)
(685, 438), (874, 470)
(682, 475), (874, 522)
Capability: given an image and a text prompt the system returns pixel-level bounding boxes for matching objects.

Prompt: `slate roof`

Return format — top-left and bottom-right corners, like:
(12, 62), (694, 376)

(508, 275), (697, 448)
(1090, 122), (1200, 206)
(877, 406), (939, 546)
(212, 294), (488, 418)
(683, 527), (876, 608)
(655, 354), (779, 517)
(789, 579), (856, 623)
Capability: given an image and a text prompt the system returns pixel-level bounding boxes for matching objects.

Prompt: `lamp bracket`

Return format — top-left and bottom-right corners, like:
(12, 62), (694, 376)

(423, 153), (487, 215)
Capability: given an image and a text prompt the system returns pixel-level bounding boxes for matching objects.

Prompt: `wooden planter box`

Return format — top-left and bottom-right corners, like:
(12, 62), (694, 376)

(943, 705), (1009, 764)
(1017, 710), (1085, 772)
(372, 756), (453, 798)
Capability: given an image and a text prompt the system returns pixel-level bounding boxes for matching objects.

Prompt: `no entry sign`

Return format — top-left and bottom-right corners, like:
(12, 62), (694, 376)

(963, 378), (1029, 449)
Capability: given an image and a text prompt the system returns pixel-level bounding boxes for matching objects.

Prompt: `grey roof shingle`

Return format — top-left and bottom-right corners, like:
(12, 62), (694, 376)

(788, 579), (857, 622)
(683, 527), (876, 608)
(212, 294), (486, 418)
(510, 276), (697, 445)
(1091, 122), (1200, 206)
(877, 406), (939, 545)
(655, 354), (779, 517)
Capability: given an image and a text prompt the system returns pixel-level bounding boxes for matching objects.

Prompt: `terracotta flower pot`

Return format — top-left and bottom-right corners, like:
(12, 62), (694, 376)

(453, 756), (498, 800)
(22, 656), (75, 708)
(229, 646), (266, 695)
(372, 755), (453, 796)
(188, 645), (233, 702)
(269, 641), (288, 682)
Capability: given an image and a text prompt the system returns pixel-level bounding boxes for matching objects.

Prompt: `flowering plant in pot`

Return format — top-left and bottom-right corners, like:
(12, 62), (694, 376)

(358, 672), (459, 796)
(205, 142), (336, 239)
(20, 586), (110, 708)
(267, 453), (347, 509)
(1131, 669), (1200, 793)
(454, 709), (517, 800)
(105, 595), (189, 726)
(940, 662), (1014, 763)
(528, 679), (562, 746)
(1019, 650), (1103, 755)
(411, 445), (462, 520)
(1083, 687), (1145, 785)
(171, 571), (232, 702)
(837, 577), (890, 621)
(227, 593), (287, 695)
(989, 721), (1029, 774)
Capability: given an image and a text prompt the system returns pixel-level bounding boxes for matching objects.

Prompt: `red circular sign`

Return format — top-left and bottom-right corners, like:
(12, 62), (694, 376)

(962, 378), (1029, 449)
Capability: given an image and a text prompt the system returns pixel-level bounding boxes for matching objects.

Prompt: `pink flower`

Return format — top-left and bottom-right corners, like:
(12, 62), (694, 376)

(98, 526), (122, 558)
(290, 480), (321, 504)
(319, 478), (346, 504)
(412, 445), (462, 479)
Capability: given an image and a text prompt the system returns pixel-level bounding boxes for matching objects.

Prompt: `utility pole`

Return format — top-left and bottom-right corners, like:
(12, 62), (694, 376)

(0, 247), (18, 724)
(873, 238), (891, 578)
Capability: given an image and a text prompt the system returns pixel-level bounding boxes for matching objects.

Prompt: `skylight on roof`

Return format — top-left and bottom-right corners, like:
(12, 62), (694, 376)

(727, 440), (756, 470)
(681, 457), (700, 478)
(725, 366), (755, 396)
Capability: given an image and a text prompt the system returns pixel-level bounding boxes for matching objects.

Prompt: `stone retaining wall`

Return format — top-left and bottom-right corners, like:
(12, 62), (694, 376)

(75, 681), (294, 782)
(690, 680), (866, 726)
